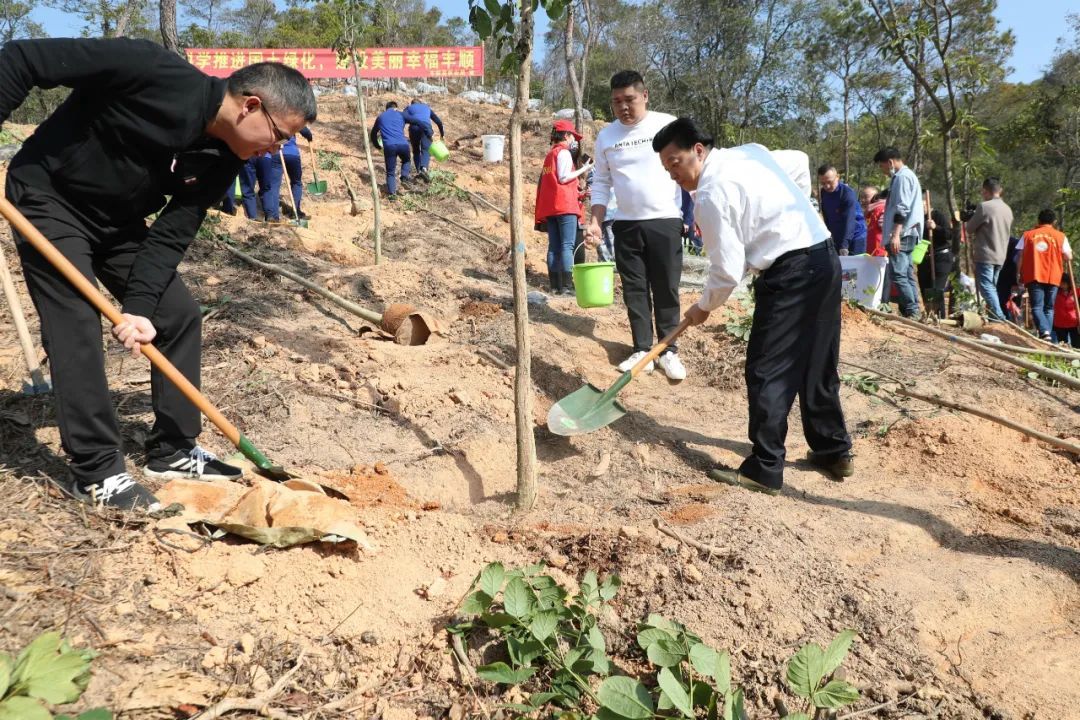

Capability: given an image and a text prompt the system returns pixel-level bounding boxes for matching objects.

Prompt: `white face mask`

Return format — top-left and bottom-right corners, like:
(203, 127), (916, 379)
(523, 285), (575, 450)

(569, 139), (579, 153)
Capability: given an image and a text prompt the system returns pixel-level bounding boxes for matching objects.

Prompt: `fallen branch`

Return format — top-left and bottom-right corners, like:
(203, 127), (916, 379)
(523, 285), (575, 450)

(837, 687), (923, 719)
(418, 207), (502, 247)
(652, 518), (730, 557)
(449, 632), (475, 680)
(338, 167), (364, 216)
(451, 183), (510, 222)
(864, 307), (1080, 391)
(894, 387), (1080, 455)
(1001, 317), (1071, 353)
(970, 338), (1079, 359)
(194, 649), (304, 720)
(219, 242), (383, 326)
(476, 348), (511, 371)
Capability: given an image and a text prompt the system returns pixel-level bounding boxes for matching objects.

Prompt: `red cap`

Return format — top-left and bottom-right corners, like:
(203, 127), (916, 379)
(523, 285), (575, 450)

(552, 119), (583, 140)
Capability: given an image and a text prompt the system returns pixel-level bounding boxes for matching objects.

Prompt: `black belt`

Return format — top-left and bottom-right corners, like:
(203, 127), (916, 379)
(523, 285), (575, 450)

(774, 239), (833, 264)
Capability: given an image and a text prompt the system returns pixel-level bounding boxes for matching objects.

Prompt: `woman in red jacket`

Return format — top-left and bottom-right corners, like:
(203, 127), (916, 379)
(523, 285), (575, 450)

(535, 120), (593, 294)
(1052, 273), (1079, 347)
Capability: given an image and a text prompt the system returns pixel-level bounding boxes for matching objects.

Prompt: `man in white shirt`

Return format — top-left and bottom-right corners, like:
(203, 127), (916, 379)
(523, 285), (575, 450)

(653, 118), (852, 495)
(586, 70), (686, 381)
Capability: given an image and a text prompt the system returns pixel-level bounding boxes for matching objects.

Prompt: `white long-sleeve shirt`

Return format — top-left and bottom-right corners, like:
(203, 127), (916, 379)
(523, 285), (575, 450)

(693, 144), (830, 312)
(591, 110), (682, 221)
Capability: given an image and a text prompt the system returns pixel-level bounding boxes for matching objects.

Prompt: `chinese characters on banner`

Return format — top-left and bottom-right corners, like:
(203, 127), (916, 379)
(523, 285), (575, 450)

(184, 47), (484, 79)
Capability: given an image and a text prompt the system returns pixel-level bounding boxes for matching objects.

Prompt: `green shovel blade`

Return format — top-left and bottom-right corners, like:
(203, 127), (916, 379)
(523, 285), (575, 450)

(306, 181), (328, 196)
(547, 382), (628, 436)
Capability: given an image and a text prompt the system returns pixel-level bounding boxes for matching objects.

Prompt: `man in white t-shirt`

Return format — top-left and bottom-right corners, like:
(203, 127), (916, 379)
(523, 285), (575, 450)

(654, 117), (852, 495)
(586, 70), (686, 380)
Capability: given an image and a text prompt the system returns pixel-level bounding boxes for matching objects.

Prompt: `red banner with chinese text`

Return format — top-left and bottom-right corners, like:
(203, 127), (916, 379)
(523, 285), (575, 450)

(184, 47), (484, 79)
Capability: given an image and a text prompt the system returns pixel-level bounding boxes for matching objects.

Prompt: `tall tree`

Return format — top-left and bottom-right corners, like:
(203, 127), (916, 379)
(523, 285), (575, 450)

(0, 0), (44, 44)
(865, 0), (1014, 229)
(224, 0), (276, 45)
(160, 0), (180, 53)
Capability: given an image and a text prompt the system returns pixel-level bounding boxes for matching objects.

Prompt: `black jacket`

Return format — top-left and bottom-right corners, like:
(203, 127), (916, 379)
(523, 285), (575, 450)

(0, 38), (243, 317)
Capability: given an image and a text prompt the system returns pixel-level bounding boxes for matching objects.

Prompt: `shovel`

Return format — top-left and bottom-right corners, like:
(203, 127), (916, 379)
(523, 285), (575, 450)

(0, 236), (50, 394)
(0, 196), (298, 484)
(548, 317), (691, 436)
(305, 140), (328, 196)
(279, 149), (309, 228)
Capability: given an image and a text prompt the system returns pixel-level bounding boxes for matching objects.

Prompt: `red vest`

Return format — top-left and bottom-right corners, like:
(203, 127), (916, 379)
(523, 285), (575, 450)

(1020, 224), (1067, 286)
(534, 144), (582, 224)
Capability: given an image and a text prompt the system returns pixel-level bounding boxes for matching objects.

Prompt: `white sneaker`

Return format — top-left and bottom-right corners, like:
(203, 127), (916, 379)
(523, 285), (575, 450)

(617, 351), (654, 373)
(658, 352), (687, 381)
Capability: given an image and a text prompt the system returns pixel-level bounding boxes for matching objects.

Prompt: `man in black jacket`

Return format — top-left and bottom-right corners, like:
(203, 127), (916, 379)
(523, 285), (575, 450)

(0, 38), (317, 510)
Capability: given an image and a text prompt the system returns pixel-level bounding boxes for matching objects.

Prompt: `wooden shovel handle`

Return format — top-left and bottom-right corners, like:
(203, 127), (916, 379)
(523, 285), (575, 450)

(0, 196), (242, 446)
(629, 317), (693, 378)
(279, 148), (301, 216)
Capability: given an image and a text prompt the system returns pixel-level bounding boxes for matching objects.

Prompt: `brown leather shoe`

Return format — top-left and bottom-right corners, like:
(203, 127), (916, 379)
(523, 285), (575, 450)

(806, 450), (855, 480)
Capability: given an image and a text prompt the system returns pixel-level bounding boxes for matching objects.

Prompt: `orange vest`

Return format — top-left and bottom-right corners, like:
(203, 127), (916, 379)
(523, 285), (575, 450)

(1020, 224), (1067, 286)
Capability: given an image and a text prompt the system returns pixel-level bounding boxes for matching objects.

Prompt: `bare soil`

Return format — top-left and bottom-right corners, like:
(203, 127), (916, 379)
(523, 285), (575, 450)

(1, 96), (1077, 720)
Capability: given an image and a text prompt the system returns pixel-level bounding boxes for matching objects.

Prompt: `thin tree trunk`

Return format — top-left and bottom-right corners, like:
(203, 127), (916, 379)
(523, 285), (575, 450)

(842, 83), (850, 179)
(580, 0), (594, 125)
(344, 20), (382, 265)
(563, 2), (584, 132)
(160, 0), (180, 54)
(511, 0), (537, 511)
(909, 38), (924, 173)
(113, 0), (142, 37)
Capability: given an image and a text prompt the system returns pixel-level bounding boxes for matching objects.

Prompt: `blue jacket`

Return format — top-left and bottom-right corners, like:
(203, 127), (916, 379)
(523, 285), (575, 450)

(820, 181), (867, 254)
(281, 126), (313, 157)
(403, 102), (444, 137)
(370, 109), (408, 148)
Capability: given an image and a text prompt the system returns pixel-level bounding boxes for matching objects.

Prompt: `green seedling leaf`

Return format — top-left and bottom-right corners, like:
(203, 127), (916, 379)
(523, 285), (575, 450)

(786, 641), (826, 698)
(784, 715), (812, 720)
(644, 614), (680, 631)
(476, 662), (536, 685)
(508, 637), (544, 667)
(658, 667), (694, 718)
(484, 0), (501, 16)
(597, 676), (654, 719)
(730, 688), (746, 720)
(0, 696), (51, 720)
(460, 590), (492, 616)
(647, 636), (686, 667)
(480, 612), (517, 628)
(12, 633), (93, 704)
(530, 611), (560, 641)
(480, 562), (506, 598)
(499, 703), (538, 714)
(504, 577), (535, 619)
(688, 643), (719, 678)
(0, 654), (11, 698)
(822, 629), (856, 675)
(813, 679), (861, 708)
(599, 574), (621, 601)
(589, 648), (611, 675)
(691, 682), (715, 709)
(587, 625), (606, 652)
(528, 691), (564, 708)
(580, 571), (600, 605)
(716, 650), (731, 694)
(636, 627), (673, 651)
(469, 8), (491, 39)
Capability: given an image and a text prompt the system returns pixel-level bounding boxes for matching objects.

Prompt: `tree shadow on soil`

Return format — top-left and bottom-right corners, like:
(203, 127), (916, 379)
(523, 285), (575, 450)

(529, 355), (754, 472)
(795, 491), (1080, 584)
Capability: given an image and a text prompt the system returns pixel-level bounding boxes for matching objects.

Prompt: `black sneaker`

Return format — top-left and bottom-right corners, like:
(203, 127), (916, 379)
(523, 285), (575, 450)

(806, 450), (855, 480)
(70, 472), (160, 511)
(144, 447), (243, 482)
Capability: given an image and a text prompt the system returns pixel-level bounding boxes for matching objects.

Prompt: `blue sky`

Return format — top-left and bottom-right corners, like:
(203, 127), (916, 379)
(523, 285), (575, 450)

(29, 1), (1074, 84)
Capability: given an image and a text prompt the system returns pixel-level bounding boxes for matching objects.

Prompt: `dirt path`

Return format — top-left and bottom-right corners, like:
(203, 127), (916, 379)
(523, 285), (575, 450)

(0, 98), (1077, 719)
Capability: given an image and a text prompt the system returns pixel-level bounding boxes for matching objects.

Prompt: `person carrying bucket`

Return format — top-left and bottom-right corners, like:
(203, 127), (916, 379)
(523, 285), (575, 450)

(535, 119), (593, 295)
(370, 101), (412, 201)
(403, 98), (444, 181)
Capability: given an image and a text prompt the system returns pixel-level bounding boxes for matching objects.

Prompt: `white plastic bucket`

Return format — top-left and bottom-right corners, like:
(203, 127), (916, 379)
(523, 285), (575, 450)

(482, 134), (505, 162)
(839, 255), (888, 308)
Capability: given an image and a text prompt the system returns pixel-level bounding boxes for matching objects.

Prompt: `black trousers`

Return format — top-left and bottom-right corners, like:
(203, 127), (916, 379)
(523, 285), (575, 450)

(739, 240), (851, 489)
(8, 181), (202, 485)
(612, 218), (683, 353)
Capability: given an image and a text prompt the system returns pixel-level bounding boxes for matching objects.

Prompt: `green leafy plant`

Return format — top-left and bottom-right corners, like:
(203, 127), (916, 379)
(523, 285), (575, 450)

(451, 562), (617, 711)
(452, 564), (860, 720)
(0, 632), (112, 720)
(840, 373), (880, 395)
(317, 149), (341, 172)
(783, 630), (860, 719)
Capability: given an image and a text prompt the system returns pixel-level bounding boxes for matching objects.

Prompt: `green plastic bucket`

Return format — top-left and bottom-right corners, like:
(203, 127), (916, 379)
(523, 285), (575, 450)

(572, 260), (616, 308)
(430, 139), (450, 162)
(911, 238), (930, 265)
